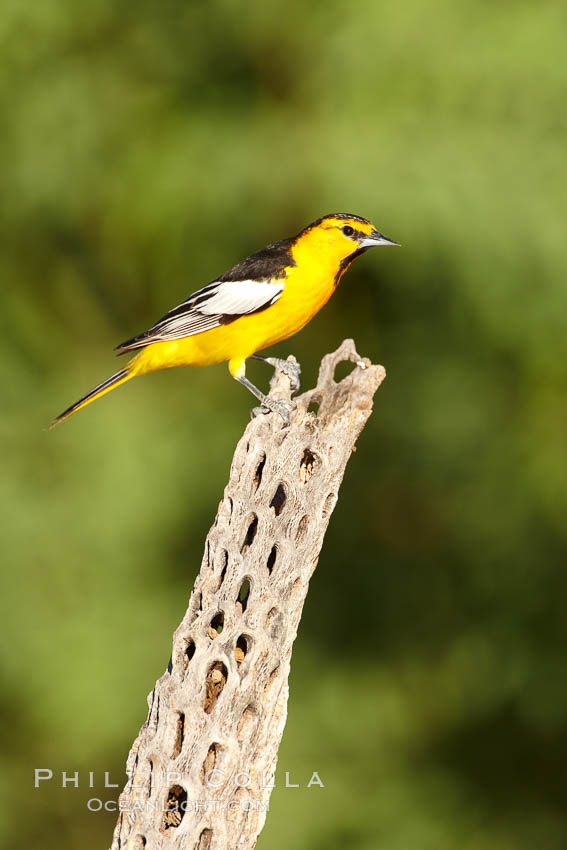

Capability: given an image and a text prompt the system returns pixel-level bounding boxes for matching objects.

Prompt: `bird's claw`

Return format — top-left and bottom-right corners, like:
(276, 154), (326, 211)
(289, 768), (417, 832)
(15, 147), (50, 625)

(251, 398), (296, 424)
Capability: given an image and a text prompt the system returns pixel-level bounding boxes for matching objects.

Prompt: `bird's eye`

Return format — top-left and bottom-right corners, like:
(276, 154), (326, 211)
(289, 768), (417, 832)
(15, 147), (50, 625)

(341, 225), (355, 237)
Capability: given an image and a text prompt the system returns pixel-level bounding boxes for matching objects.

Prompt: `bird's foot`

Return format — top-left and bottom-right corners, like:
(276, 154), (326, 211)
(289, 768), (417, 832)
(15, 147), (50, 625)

(251, 397), (296, 425)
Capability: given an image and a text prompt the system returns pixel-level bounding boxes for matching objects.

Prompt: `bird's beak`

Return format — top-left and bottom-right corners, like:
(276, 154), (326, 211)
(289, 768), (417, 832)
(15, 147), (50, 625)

(359, 229), (401, 248)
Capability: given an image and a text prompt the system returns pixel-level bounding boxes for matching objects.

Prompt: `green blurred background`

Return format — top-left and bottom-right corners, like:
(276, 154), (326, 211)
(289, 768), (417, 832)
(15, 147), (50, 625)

(2, 0), (567, 847)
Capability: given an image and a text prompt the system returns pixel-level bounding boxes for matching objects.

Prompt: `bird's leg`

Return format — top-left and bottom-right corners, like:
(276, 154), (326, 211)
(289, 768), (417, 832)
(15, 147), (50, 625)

(251, 354), (301, 392)
(229, 357), (296, 424)
(236, 376), (294, 424)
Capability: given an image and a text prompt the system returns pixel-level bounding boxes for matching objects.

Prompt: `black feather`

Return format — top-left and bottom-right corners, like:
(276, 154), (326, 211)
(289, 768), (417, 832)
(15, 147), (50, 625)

(217, 237), (295, 282)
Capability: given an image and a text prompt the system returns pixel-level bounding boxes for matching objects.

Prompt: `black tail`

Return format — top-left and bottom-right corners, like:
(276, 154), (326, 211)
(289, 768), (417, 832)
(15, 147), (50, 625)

(49, 368), (131, 429)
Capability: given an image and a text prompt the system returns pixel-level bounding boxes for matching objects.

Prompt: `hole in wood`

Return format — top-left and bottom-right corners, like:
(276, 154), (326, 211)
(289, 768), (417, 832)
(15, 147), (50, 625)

(132, 836), (146, 850)
(322, 492), (336, 518)
(209, 611), (224, 638)
(334, 360), (356, 382)
(241, 514), (258, 553)
(171, 712), (185, 759)
(227, 497), (233, 517)
(299, 448), (318, 483)
(161, 784), (187, 832)
(254, 453), (266, 491)
(148, 759), (154, 797)
(263, 666), (280, 700)
(235, 634), (250, 664)
(289, 576), (302, 599)
(184, 639), (196, 668)
(203, 662), (227, 714)
(266, 607), (282, 638)
(236, 579), (250, 614)
(266, 545), (277, 574)
(295, 515), (309, 544)
(307, 400), (320, 415)
(216, 549), (228, 590)
(237, 704), (256, 740)
(270, 483), (287, 516)
(196, 828), (213, 849)
(200, 743), (218, 785)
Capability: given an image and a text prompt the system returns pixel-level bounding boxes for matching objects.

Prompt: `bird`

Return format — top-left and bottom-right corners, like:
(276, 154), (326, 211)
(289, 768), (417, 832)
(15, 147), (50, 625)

(50, 213), (399, 428)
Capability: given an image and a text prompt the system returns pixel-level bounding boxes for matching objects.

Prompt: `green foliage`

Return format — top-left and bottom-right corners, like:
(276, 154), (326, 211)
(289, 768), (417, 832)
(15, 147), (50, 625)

(2, 0), (566, 846)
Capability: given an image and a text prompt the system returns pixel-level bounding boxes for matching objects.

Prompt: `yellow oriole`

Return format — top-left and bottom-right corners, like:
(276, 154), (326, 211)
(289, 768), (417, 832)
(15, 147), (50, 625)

(50, 213), (398, 427)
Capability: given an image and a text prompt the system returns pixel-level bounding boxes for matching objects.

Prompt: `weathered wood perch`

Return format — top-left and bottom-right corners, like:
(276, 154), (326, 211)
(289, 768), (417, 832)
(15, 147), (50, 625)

(111, 339), (385, 850)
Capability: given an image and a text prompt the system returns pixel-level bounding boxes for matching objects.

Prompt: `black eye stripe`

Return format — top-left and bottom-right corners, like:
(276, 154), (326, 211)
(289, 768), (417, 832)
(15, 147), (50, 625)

(341, 225), (366, 240)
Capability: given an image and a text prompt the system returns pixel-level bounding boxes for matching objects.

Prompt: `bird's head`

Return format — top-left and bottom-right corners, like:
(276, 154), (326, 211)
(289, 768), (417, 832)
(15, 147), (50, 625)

(296, 213), (399, 269)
